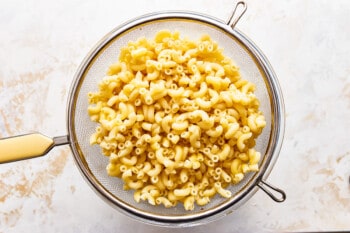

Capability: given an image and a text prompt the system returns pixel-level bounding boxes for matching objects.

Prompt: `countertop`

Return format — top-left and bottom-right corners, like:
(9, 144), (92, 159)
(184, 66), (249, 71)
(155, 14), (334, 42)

(1, 0), (350, 232)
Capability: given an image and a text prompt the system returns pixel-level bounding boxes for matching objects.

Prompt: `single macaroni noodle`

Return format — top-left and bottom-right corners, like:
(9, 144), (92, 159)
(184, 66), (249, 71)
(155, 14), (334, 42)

(88, 30), (266, 211)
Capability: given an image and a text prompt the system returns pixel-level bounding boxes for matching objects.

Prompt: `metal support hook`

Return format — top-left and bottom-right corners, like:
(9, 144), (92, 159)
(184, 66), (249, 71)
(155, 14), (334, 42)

(227, 1), (247, 29)
(257, 180), (286, 203)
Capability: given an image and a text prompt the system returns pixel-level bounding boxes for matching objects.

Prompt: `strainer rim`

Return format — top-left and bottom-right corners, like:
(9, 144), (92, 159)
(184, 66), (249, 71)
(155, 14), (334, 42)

(66, 10), (285, 226)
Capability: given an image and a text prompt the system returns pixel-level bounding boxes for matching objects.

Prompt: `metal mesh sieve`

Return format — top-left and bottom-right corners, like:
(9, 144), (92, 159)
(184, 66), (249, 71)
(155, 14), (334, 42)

(66, 3), (285, 227)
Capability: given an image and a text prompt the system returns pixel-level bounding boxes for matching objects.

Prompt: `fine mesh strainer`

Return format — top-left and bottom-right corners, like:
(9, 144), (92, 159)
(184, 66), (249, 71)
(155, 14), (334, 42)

(0, 1), (285, 227)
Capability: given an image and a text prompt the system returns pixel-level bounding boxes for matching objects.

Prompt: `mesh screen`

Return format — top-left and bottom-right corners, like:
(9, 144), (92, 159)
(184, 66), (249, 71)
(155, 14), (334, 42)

(72, 18), (271, 219)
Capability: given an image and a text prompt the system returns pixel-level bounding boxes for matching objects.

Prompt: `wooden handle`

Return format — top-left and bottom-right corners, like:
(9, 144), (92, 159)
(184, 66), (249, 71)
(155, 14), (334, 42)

(0, 133), (54, 163)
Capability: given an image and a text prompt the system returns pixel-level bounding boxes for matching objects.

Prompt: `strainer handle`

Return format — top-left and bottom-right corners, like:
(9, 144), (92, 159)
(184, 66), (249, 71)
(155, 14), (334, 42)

(227, 1), (247, 29)
(257, 180), (286, 202)
(0, 133), (69, 163)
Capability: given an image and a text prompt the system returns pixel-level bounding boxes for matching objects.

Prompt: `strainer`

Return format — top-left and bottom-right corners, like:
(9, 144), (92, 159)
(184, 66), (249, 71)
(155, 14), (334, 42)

(0, 1), (285, 227)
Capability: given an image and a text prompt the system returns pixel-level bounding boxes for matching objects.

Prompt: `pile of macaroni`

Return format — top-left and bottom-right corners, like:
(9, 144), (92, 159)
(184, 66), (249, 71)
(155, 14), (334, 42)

(87, 30), (266, 210)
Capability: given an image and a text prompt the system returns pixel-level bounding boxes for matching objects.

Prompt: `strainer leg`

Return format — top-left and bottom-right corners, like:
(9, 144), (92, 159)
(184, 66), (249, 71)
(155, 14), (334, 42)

(226, 1), (247, 29)
(257, 180), (286, 203)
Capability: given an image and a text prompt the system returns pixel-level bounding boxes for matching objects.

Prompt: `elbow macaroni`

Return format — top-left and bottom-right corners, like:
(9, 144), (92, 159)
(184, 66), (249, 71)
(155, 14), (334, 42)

(88, 30), (266, 211)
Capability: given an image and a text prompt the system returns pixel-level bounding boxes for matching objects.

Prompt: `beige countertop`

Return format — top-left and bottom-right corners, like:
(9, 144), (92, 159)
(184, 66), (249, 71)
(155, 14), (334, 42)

(0, 0), (349, 232)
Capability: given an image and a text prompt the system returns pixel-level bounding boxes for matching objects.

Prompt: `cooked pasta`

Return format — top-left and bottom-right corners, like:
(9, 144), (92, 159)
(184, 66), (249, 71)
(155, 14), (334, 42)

(88, 30), (266, 210)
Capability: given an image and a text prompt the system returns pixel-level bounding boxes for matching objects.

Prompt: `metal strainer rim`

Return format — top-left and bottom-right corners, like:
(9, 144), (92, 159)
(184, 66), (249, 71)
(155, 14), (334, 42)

(66, 10), (285, 227)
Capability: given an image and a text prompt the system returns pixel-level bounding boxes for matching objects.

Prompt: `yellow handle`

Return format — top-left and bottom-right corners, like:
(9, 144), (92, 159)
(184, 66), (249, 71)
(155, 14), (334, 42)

(0, 133), (54, 163)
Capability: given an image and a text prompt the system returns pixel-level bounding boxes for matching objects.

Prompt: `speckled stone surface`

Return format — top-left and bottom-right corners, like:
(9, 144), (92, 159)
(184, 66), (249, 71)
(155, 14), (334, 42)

(0, 0), (350, 232)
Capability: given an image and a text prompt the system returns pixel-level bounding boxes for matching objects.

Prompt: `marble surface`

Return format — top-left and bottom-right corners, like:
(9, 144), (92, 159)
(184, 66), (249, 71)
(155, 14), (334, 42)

(0, 0), (350, 232)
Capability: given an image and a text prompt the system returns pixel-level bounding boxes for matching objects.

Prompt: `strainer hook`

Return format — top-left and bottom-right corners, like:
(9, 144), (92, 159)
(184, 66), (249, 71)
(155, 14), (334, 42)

(257, 180), (286, 203)
(226, 1), (247, 29)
